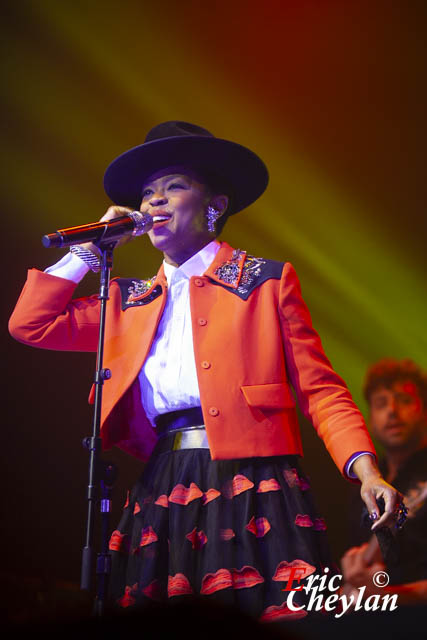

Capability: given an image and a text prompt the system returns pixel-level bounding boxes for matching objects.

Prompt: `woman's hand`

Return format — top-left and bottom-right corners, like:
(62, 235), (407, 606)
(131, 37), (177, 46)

(79, 206), (136, 257)
(352, 455), (403, 530)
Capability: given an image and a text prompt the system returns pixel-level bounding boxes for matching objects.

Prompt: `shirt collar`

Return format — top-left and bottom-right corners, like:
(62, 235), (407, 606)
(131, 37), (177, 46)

(163, 241), (221, 286)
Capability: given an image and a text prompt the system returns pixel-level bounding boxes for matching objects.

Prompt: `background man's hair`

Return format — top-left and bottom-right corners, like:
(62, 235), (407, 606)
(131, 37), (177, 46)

(363, 358), (427, 405)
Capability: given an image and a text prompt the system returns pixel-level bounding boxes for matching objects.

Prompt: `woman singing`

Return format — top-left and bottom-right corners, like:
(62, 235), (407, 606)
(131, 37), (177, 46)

(9, 121), (401, 621)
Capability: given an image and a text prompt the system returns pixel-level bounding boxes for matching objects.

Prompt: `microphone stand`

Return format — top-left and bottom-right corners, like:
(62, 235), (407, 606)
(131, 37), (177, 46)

(80, 241), (118, 616)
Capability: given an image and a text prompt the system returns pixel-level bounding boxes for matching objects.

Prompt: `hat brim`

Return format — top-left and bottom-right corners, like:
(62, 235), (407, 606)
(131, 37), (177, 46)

(103, 136), (269, 215)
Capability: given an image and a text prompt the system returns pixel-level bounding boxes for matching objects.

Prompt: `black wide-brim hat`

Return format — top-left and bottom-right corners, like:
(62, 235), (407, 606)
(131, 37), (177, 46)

(103, 121), (269, 215)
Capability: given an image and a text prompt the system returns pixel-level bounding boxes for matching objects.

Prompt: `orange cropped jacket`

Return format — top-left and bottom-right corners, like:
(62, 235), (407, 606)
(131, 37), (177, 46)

(9, 242), (376, 473)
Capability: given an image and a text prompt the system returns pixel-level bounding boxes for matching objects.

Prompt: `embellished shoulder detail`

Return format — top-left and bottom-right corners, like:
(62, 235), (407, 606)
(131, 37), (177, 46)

(210, 249), (284, 300)
(114, 277), (163, 310)
(214, 249), (247, 289)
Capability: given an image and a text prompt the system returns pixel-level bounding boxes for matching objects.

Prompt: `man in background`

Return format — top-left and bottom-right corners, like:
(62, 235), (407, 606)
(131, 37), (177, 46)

(341, 358), (427, 604)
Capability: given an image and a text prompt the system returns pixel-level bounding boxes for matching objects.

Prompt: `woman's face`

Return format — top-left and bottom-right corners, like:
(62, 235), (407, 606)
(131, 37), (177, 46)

(139, 167), (215, 266)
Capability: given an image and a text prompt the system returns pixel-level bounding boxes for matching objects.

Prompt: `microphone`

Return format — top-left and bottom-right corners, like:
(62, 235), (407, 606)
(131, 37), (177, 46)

(42, 211), (153, 248)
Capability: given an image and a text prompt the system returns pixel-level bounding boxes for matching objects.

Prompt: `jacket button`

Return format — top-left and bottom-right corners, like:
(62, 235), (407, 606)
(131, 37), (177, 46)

(198, 318), (207, 326)
(194, 278), (204, 287)
(209, 407), (219, 417)
(201, 360), (211, 369)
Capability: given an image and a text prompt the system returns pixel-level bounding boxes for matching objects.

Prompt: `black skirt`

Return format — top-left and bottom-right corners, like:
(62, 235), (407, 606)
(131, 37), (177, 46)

(109, 439), (335, 623)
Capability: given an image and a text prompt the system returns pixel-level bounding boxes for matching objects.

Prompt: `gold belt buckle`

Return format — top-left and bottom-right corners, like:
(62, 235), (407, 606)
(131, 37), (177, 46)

(172, 426), (209, 450)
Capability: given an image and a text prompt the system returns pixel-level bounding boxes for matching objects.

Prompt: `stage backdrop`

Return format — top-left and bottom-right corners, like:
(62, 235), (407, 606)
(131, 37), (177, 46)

(2, 0), (426, 619)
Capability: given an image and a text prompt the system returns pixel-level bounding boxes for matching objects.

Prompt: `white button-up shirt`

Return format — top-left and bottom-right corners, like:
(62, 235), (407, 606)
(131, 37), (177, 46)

(138, 241), (220, 424)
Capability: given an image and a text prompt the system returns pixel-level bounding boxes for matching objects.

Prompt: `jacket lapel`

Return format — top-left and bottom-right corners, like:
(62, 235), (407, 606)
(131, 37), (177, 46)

(204, 242), (247, 289)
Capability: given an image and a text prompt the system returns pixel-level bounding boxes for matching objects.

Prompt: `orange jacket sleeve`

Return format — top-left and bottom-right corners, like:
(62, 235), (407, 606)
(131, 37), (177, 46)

(8, 268), (100, 352)
(278, 262), (375, 474)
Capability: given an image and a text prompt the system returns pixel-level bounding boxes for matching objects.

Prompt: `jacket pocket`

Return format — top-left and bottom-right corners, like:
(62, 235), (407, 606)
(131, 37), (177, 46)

(241, 382), (296, 410)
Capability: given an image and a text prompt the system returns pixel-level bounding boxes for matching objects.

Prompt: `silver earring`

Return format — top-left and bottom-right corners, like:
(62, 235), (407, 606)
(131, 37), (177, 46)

(206, 206), (220, 233)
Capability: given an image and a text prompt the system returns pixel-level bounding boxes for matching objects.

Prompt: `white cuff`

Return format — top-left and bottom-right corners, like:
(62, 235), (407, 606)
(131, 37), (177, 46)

(346, 452), (376, 479)
(44, 251), (90, 283)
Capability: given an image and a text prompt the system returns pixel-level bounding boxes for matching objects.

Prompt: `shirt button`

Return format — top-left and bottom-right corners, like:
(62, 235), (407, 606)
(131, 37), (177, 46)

(194, 278), (204, 287)
(209, 407), (219, 417)
(198, 318), (207, 326)
(201, 360), (211, 369)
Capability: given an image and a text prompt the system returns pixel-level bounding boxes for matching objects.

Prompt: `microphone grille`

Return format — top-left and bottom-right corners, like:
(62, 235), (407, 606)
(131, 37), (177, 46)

(129, 211), (153, 236)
